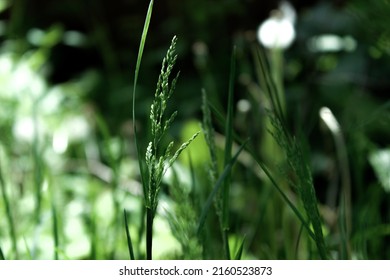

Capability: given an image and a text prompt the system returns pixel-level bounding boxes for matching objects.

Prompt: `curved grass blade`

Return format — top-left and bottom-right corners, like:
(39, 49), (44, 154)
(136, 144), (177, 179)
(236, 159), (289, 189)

(234, 236), (246, 260)
(132, 0), (154, 193)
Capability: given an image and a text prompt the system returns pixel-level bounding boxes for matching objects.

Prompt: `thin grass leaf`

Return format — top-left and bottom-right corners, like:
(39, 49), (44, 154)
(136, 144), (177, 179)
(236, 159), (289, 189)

(220, 46), (237, 260)
(197, 139), (249, 235)
(294, 223), (304, 259)
(222, 46), (236, 231)
(252, 154), (316, 241)
(234, 236), (246, 260)
(131, 0), (154, 260)
(124, 209), (135, 260)
(132, 0), (154, 195)
(0, 245), (5, 260)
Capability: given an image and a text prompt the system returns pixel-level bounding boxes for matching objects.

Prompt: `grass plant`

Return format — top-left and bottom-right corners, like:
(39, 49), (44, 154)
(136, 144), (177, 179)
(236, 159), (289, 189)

(131, 1), (199, 259)
(247, 45), (329, 259)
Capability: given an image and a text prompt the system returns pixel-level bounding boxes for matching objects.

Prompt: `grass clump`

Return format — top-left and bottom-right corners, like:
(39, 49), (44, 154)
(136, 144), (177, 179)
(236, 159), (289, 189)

(253, 46), (328, 259)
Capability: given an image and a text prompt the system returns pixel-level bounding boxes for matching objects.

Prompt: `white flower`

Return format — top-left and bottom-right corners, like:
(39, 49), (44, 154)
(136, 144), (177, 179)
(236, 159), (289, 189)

(257, 1), (296, 49)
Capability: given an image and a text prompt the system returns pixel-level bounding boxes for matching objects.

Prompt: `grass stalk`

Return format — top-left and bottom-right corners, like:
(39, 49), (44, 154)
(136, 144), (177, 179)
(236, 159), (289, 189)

(146, 208), (154, 260)
(124, 210), (135, 260)
(221, 46), (237, 259)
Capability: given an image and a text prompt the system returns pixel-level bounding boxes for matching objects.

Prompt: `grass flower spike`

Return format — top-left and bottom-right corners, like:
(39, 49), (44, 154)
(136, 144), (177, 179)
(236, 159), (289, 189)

(143, 35), (199, 259)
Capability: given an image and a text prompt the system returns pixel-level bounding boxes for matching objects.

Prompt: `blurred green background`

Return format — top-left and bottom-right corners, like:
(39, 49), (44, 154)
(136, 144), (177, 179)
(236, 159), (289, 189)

(0, 0), (389, 259)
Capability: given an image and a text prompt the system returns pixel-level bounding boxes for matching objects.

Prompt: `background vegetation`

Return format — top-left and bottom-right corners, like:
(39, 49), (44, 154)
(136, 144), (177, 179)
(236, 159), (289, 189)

(0, 0), (389, 260)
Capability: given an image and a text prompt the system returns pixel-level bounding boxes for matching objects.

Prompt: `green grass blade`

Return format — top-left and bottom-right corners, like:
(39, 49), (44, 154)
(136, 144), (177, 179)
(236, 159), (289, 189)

(0, 245), (5, 260)
(197, 139), (249, 236)
(234, 236), (246, 260)
(252, 155), (316, 241)
(51, 202), (59, 260)
(221, 46), (236, 260)
(124, 209), (135, 260)
(222, 46), (236, 230)
(132, 0), (154, 195)
(131, 1), (153, 259)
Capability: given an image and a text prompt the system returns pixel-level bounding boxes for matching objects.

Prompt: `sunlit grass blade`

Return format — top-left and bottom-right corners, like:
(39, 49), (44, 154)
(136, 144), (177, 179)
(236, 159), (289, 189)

(124, 209), (135, 260)
(0, 245), (5, 260)
(234, 236), (246, 260)
(197, 139), (249, 236)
